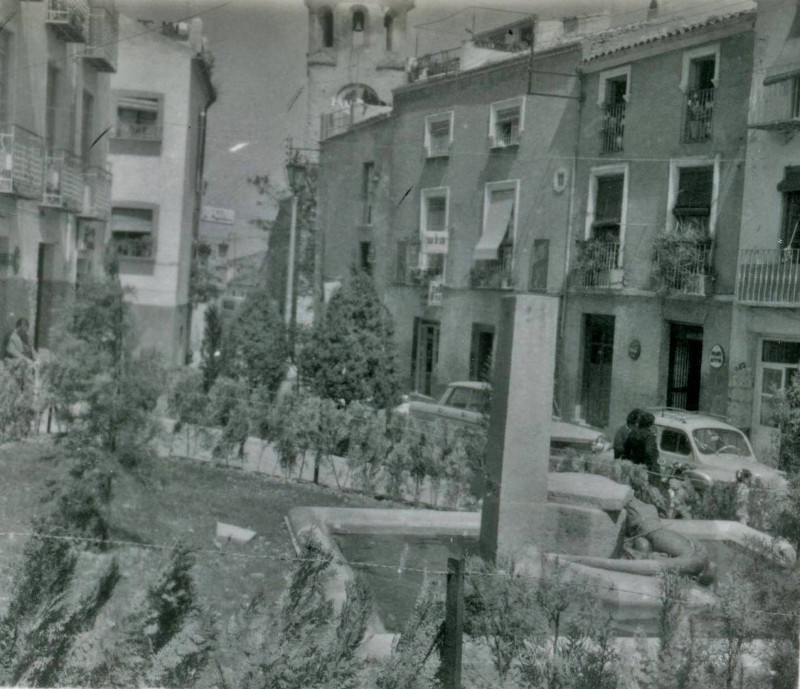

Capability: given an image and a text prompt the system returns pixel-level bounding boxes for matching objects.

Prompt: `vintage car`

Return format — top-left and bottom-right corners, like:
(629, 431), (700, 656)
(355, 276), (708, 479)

(652, 408), (788, 491)
(395, 381), (613, 456)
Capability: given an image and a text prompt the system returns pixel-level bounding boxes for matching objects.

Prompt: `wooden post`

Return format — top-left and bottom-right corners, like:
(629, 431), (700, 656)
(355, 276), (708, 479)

(440, 557), (465, 689)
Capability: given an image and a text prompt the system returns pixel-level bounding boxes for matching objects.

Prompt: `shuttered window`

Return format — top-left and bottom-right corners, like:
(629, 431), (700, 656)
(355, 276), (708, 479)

(674, 166), (713, 217)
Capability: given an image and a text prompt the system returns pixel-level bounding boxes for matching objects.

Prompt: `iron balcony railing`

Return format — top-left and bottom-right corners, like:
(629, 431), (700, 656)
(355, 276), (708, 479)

(114, 121), (163, 141)
(493, 124), (521, 147)
(112, 235), (155, 260)
(576, 240), (622, 288)
(43, 150), (84, 212)
(654, 241), (713, 295)
(470, 260), (514, 290)
(737, 248), (800, 305)
(81, 165), (111, 218)
(82, 5), (118, 72)
(683, 87), (715, 143)
(428, 133), (451, 157)
(46, 0), (90, 43)
(0, 125), (44, 199)
(749, 79), (800, 131)
(408, 48), (461, 83)
(601, 102), (625, 153)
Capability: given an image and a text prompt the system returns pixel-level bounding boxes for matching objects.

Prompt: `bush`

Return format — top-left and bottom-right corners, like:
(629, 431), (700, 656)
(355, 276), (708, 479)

(200, 302), (224, 392)
(300, 270), (401, 409)
(205, 376), (251, 464)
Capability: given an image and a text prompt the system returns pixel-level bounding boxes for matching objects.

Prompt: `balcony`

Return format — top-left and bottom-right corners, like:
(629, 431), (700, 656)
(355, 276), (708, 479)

(0, 125), (44, 199)
(42, 150), (84, 212)
(600, 102), (625, 153)
(114, 121), (163, 141)
(81, 165), (111, 218)
(408, 48), (461, 83)
(320, 103), (392, 141)
(81, 5), (118, 72)
(46, 0), (90, 43)
(112, 235), (155, 260)
(573, 240), (624, 289)
(737, 248), (800, 305)
(682, 87), (714, 144)
(470, 259), (514, 290)
(653, 240), (713, 296)
(749, 79), (800, 132)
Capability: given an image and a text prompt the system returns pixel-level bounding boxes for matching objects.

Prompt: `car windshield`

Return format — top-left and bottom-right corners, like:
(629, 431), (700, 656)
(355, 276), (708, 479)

(692, 428), (753, 458)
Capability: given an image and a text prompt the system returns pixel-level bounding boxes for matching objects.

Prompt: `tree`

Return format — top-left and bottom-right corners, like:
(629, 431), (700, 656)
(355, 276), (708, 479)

(225, 287), (289, 394)
(200, 302), (224, 393)
(300, 270), (401, 409)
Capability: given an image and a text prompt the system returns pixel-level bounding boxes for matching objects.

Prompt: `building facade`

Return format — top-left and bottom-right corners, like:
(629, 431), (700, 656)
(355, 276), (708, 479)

(107, 14), (215, 366)
(0, 0), (116, 351)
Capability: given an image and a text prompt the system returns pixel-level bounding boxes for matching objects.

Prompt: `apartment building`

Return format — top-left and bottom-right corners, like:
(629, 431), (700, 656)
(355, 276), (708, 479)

(560, 11), (755, 432)
(0, 0), (115, 350)
(107, 14), (215, 366)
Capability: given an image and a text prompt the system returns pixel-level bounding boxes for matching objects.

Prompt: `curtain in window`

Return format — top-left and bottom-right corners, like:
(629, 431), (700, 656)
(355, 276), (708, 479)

(474, 188), (514, 261)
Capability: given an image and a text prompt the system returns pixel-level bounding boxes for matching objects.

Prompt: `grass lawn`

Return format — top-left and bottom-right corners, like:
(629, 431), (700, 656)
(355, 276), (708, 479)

(0, 436), (393, 681)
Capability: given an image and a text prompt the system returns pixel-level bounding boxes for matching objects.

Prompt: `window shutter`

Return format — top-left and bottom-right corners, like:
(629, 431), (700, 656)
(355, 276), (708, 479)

(595, 176), (624, 223)
(674, 167), (713, 216)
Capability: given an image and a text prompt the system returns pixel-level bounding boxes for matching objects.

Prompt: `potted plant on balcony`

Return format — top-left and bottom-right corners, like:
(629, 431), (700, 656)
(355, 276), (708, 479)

(469, 261), (514, 290)
(651, 224), (714, 296)
(572, 236), (624, 289)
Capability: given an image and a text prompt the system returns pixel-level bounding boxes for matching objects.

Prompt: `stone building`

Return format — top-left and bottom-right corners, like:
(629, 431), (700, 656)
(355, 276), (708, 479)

(0, 0), (116, 351)
(107, 14), (215, 366)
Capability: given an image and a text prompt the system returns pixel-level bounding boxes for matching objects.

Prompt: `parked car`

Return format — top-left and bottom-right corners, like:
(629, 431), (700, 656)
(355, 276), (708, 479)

(652, 408), (788, 492)
(394, 381), (613, 456)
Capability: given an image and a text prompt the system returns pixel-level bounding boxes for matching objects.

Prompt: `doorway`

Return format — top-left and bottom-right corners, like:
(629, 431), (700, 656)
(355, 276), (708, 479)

(413, 318), (440, 396)
(470, 324), (495, 382)
(581, 314), (615, 427)
(667, 323), (704, 411)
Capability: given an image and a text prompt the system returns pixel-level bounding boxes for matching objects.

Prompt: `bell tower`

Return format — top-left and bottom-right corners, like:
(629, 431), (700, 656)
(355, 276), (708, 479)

(304, 0), (415, 147)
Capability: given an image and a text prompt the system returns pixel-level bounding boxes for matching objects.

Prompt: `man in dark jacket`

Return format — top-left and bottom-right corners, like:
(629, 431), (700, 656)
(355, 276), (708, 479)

(624, 411), (661, 483)
(613, 408), (642, 459)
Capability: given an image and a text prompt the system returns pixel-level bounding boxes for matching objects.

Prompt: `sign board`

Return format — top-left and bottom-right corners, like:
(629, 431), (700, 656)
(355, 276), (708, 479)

(201, 206), (236, 225)
(428, 279), (443, 307)
(422, 231), (449, 254)
(709, 344), (725, 369)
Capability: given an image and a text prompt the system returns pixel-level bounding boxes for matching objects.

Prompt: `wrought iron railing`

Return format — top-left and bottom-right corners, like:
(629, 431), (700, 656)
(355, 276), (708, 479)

(470, 259), (514, 290)
(0, 125), (44, 198)
(82, 165), (111, 218)
(428, 133), (451, 157)
(683, 87), (715, 143)
(43, 150), (84, 212)
(408, 48), (461, 83)
(654, 241), (712, 295)
(749, 79), (800, 131)
(737, 248), (800, 305)
(114, 121), (162, 141)
(82, 5), (118, 72)
(601, 102), (625, 153)
(46, 0), (90, 42)
(575, 240), (622, 288)
(112, 235), (155, 260)
(493, 125), (521, 147)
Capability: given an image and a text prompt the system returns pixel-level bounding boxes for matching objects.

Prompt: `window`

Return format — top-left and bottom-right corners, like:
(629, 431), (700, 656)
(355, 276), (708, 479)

(681, 45), (718, 144)
(425, 195), (446, 233)
(424, 112), (453, 158)
(585, 165), (627, 270)
(110, 206), (155, 260)
(474, 180), (517, 267)
(320, 7), (334, 48)
(592, 175), (624, 242)
(46, 64), (59, 152)
(598, 66), (629, 153)
(660, 428), (692, 456)
(113, 92), (163, 141)
(336, 84), (384, 107)
(759, 340), (800, 427)
(446, 386), (472, 410)
(792, 77), (800, 120)
(352, 8), (366, 47)
(352, 10), (365, 31)
(779, 167), (800, 251)
(668, 159), (719, 237)
(384, 13), (393, 51)
(529, 239), (549, 291)
(218, 242), (229, 259)
(361, 162), (376, 225)
(420, 187), (449, 279)
(81, 90), (94, 161)
(489, 97), (525, 148)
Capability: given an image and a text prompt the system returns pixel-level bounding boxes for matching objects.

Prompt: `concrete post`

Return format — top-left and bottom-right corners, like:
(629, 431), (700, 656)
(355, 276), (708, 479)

(479, 294), (559, 561)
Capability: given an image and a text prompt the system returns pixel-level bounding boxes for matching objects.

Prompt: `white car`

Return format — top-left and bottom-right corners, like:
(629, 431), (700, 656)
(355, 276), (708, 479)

(652, 408), (788, 491)
(395, 381), (613, 456)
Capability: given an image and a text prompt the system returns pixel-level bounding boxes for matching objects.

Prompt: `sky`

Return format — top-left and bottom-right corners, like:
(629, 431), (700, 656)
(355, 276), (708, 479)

(115, 0), (740, 256)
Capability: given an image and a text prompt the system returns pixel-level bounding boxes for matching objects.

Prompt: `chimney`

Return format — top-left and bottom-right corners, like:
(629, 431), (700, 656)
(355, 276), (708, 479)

(647, 0), (658, 20)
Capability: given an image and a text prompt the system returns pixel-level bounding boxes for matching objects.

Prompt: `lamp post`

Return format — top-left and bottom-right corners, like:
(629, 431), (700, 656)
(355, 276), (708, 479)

(284, 149), (306, 343)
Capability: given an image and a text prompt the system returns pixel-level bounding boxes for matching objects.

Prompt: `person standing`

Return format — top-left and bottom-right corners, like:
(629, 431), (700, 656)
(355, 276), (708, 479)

(6, 318), (35, 363)
(614, 408), (642, 459)
(624, 411), (661, 481)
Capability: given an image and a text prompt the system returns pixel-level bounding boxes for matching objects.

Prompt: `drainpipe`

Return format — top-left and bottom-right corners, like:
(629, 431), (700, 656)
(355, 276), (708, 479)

(557, 68), (583, 419)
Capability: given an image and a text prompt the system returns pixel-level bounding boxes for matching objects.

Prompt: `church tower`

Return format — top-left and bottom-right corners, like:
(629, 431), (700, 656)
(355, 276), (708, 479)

(304, 0), (415, 147)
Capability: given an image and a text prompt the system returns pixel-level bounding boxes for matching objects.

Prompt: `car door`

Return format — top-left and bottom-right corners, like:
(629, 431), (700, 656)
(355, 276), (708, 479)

(437, 385), (473, 426)
(657, 426), (694, 472)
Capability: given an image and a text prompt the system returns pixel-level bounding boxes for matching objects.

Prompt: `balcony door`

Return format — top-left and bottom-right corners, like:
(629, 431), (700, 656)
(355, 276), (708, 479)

(581, 314), (615, 428)
(666, 323), (703, 411)
(412, 318), (440, 397)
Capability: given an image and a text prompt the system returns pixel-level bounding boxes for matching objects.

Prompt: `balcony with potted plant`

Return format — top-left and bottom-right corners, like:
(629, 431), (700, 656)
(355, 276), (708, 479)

(652, 226), (714, 297)
(572, 237), (624, 289)
(469, 259), (514, 290)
